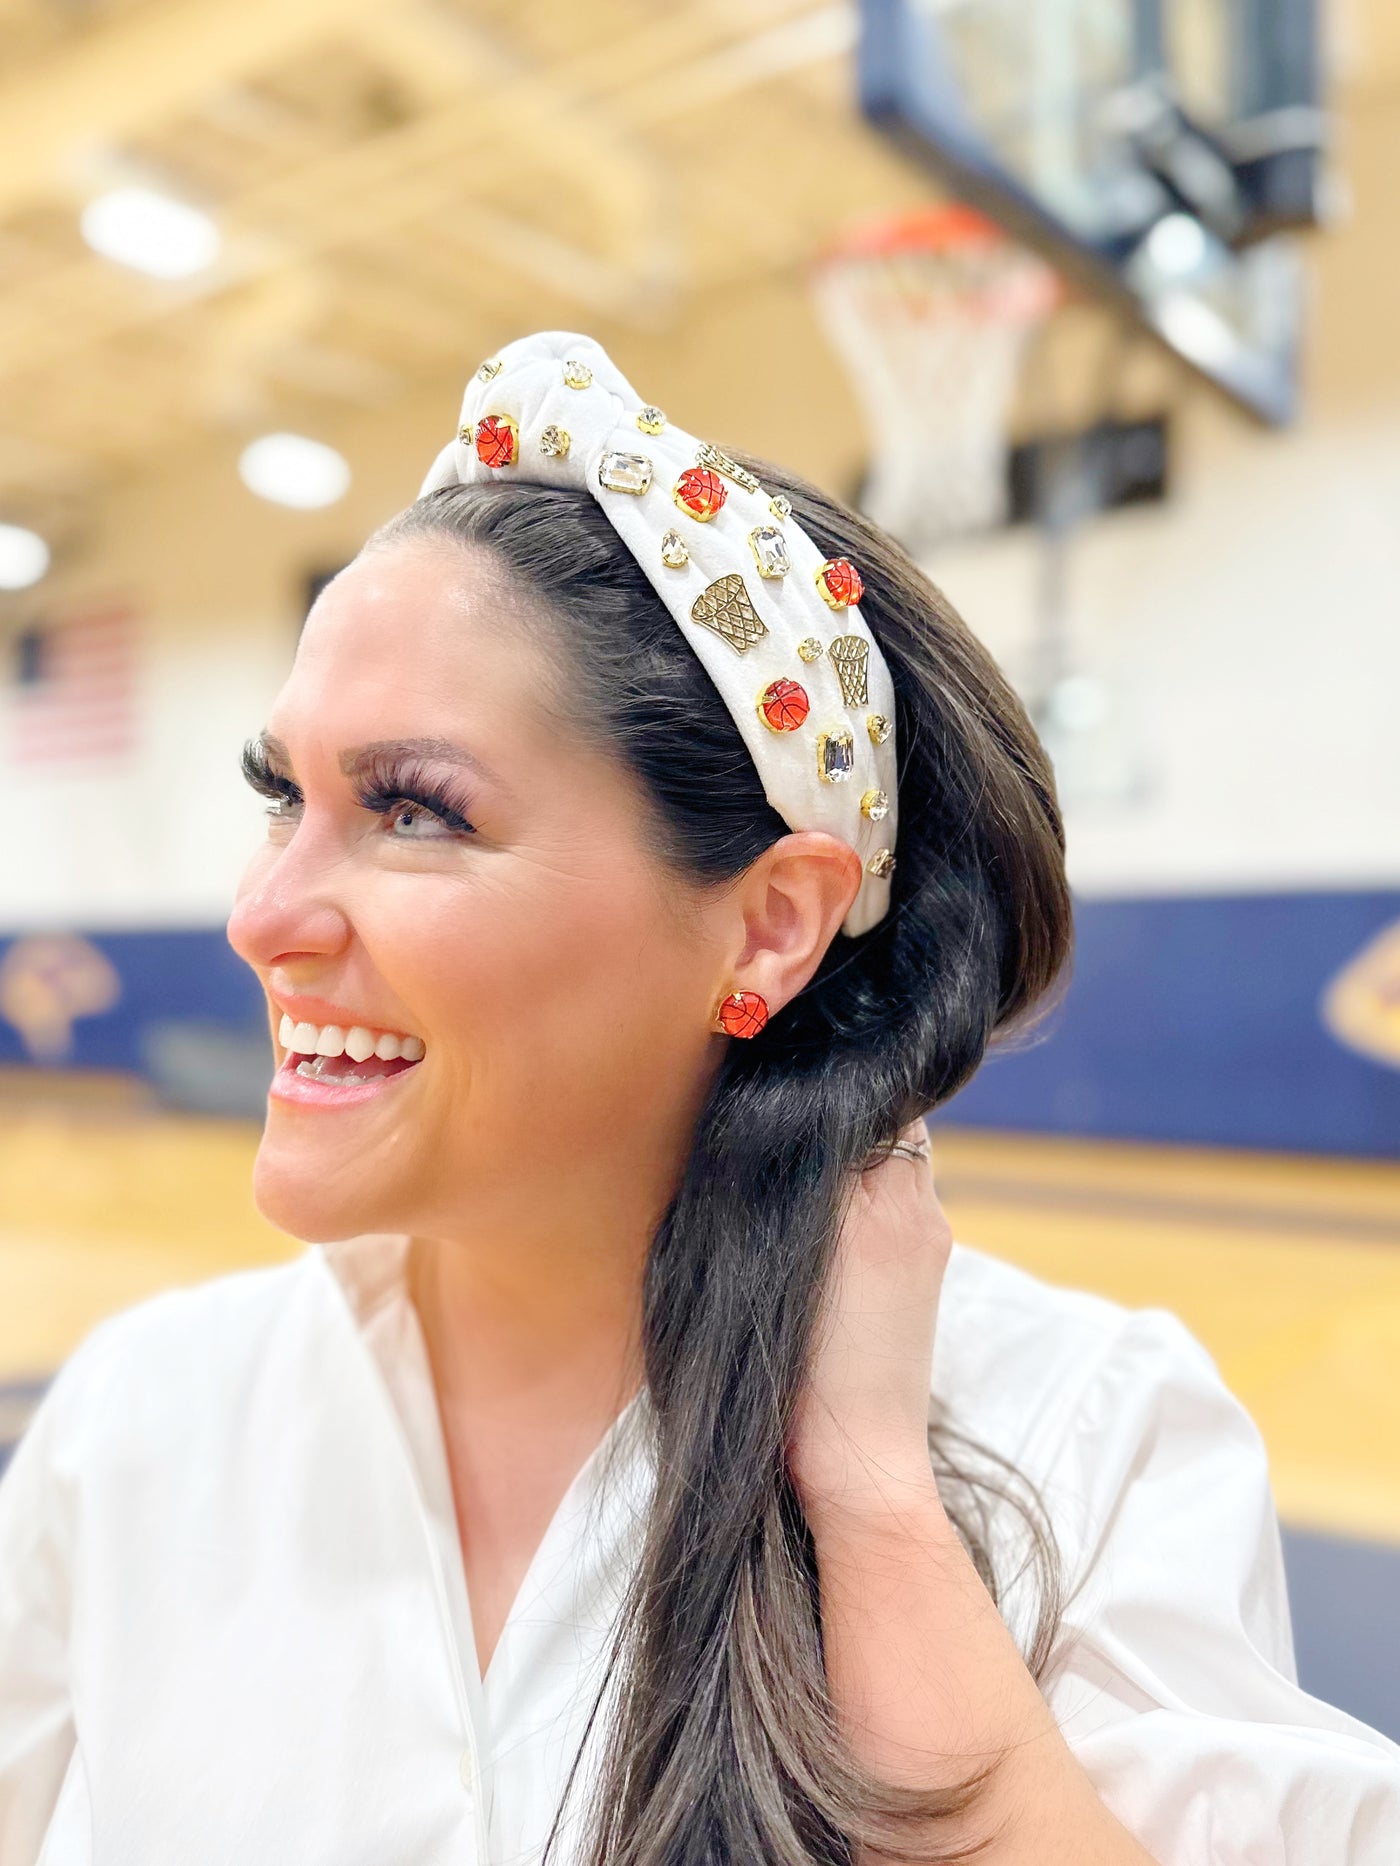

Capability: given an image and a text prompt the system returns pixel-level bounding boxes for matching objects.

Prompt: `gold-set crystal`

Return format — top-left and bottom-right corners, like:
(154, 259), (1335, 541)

(660, 529), (690, 568)
(695, 441), (760, 493)
(597, 450), (653, 495)
(636, 405), (667, 434)
(866, 712), (892, 745)
(475, 358), (503, 381)
(861, 788), (890, 822)
(816, 727), (856, 783)
(867, 848), (897, 879)
(768, 494), (792, 521)
(797, 637), (824, 662)
(747, 524), (790, 579)
(828, 635), (870, 706)
(562, 359), (593, 389)
(537, 424), (571, 458)
(689, 574), (769, 654)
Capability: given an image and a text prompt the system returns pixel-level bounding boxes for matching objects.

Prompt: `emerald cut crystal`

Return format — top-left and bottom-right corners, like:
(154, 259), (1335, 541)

(748, 524), (791, 579)
(817, 728), (855, 784)
(597, 450), (653, 496)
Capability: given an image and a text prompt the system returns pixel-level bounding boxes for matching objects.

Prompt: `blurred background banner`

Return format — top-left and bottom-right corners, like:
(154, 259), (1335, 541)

(0, 0), (1397, 1739)
(8, 597), (140, 764)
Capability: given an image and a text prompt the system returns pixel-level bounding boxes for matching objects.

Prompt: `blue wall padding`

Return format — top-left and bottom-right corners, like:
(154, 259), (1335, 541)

(2, 890), (1398, 1157)
(0, 927), (265, 1072)
(946, 890), (1400, 1157)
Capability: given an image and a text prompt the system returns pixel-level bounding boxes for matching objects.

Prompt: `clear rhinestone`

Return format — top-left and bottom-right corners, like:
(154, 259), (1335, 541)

(636, 405), (667, 434)
(768, 494), (792, 521)
(860, 788), (890, 822)
(747, 524), (791, 580)
(476, 358), (503, 381)
(597, 450), (653, 496)
(660, 528), (689, 568)
(538, 424), (571, 458)
(866, 712), (892, 745)
(817, 728), (855, 784)
(797, 637), (824, 663)
(867, 847), (897, 879)
(562, 359), (593, 389)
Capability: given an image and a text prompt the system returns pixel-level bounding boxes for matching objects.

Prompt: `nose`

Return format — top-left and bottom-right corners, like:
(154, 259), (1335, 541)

(226, 833), (352, 976)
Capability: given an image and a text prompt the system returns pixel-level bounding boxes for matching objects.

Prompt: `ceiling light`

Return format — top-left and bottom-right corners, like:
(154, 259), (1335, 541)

(0, 523), (50, 590)
(80, 186), (222, 280)
(238, 433), (351, 510)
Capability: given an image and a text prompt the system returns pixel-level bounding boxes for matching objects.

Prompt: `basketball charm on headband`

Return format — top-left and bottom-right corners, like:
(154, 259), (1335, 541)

(418, 331), (899, 938)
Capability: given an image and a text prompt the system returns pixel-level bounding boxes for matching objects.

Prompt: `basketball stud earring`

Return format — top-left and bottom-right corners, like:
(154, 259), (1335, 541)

(715, 990), (769, 1039)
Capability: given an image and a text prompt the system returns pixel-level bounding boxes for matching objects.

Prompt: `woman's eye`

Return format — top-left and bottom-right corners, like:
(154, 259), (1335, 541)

(385, 798), (457, 838)
(370, 783), (477, 837)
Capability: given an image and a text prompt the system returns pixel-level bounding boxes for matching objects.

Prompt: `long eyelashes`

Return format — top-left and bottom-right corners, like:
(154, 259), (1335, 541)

(239, 740), (478, 836)
(241, 741), (298, 805)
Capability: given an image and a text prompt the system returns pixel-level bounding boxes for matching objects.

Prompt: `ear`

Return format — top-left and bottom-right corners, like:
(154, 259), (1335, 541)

(718, 831), (863, 1016)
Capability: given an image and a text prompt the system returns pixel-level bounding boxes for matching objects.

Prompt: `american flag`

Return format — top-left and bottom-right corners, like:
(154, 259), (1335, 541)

(8, 599), (139, 763)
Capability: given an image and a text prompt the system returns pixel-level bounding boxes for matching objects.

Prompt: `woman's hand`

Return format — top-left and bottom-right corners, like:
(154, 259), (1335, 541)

(787, 1117), (953, 1520)
(787, 1122), (1158, 1863)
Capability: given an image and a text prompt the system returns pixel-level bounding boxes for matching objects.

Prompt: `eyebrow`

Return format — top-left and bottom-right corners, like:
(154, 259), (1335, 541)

(259, 732), (512, 796)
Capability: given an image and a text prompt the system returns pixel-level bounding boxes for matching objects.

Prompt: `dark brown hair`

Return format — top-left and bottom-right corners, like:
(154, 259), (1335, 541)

(368, 446), (1074, 1864)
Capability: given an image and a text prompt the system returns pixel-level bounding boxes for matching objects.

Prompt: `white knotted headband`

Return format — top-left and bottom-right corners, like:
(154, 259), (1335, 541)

(419, 330), (898, 937)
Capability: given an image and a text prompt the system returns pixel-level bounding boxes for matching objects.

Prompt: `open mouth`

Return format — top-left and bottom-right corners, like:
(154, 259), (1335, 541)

(272, 1013), (426, 1099)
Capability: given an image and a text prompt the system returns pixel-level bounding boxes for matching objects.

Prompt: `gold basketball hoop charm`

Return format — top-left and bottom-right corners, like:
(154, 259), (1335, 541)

(828, 635), (870, 706)
(689, 575), (768, 655)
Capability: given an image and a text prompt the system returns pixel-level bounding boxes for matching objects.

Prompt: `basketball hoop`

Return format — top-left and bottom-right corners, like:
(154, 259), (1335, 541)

(811, 204), (1061, 550)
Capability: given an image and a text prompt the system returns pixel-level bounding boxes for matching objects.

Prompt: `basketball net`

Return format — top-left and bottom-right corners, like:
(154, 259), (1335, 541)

(811, 205), (1061, 551)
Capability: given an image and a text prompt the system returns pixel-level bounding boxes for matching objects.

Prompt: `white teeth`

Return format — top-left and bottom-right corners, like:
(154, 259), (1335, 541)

(275, 1008), (426, 1061)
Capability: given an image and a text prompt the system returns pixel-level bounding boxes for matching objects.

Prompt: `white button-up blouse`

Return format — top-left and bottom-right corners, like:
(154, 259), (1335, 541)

(1, 1230), (1398, 1865)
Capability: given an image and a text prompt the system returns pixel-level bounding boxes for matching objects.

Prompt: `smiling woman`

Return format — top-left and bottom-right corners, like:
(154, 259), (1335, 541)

(2, 331), (1397, 1866)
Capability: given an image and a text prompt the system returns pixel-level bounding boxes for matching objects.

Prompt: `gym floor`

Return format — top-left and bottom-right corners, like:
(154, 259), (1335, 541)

(3, 1066), (1397, 1740)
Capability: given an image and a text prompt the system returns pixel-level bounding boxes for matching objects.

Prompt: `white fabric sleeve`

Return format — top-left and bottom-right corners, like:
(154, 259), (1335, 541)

(0, 1321), (118, 1866)
(1038, 1306), (1400, 1865)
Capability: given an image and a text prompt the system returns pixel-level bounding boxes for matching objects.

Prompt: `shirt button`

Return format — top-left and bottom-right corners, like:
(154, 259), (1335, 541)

(459, 1748), (475, 1792)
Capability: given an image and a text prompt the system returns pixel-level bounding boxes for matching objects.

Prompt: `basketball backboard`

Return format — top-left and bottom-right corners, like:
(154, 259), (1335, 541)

(859, 0), (1328, 423)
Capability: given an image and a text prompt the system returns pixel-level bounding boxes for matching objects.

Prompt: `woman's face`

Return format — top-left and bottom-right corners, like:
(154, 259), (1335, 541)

(226, 536), (727, 1248)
